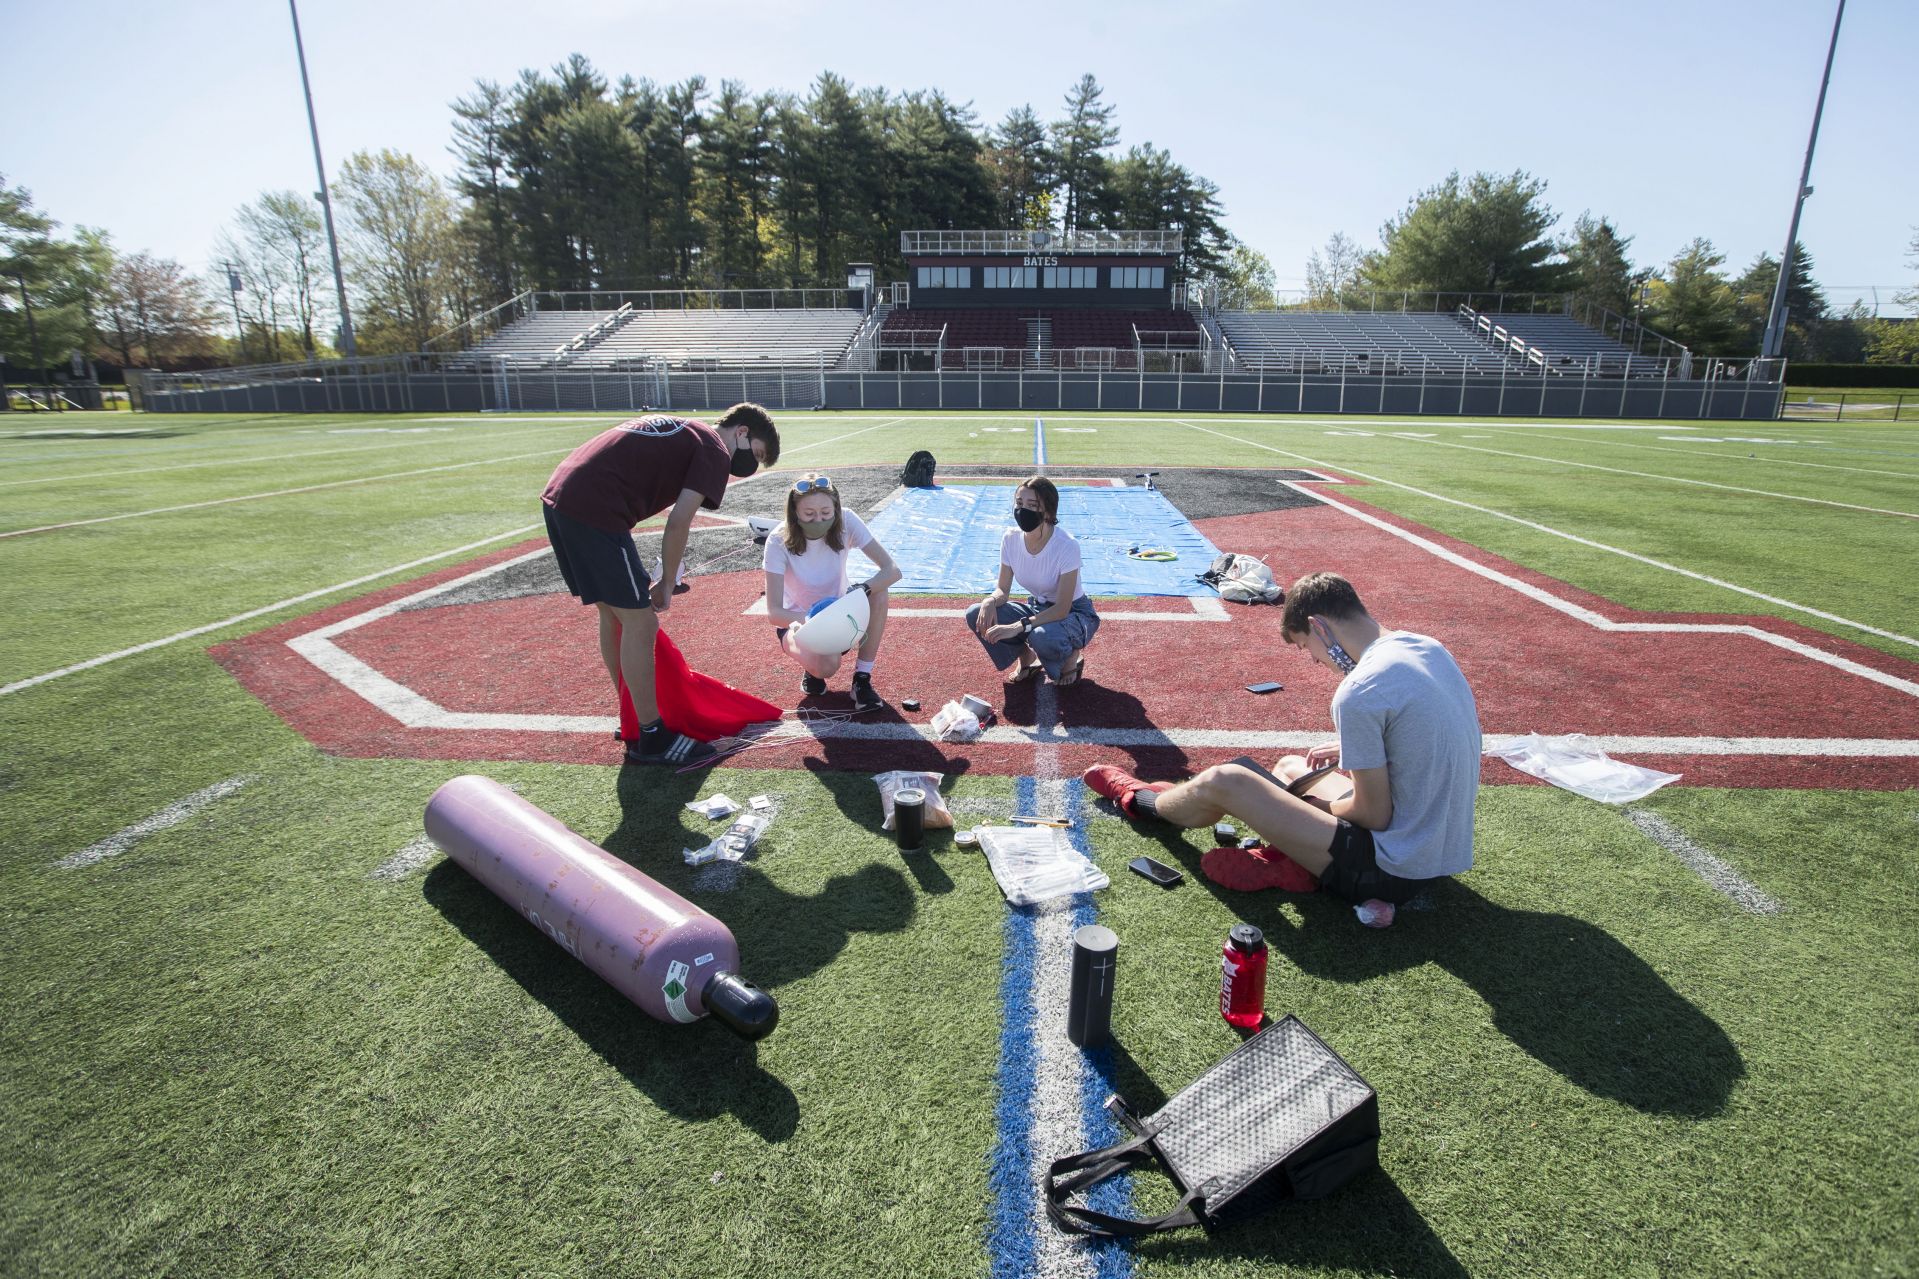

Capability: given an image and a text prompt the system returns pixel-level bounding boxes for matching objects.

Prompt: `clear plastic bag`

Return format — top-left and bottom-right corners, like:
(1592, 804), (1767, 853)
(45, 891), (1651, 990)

(686, 794), (740, 820)
(974, 825), (1111, 905)
(874, 771), (954, 831)
(930, 700), (982, 742)
(684, 811), (771, 864)
(1484, 733), (1681, 804)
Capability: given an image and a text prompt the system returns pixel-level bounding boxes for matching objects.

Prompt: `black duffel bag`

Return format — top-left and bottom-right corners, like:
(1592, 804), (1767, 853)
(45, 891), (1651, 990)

(1046, 1015), (1379, 1236)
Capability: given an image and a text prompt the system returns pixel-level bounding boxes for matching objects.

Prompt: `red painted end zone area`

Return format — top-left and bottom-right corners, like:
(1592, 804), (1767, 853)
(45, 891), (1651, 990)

(214, 494), (1919, 789)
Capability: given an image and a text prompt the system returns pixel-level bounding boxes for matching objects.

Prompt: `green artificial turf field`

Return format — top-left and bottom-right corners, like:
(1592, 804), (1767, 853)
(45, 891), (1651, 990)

(2, 409), (1916, 1278)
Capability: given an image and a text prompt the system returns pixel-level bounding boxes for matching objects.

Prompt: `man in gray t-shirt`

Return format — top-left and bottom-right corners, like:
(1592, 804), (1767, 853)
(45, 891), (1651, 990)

(1084, 571), (1481, 912)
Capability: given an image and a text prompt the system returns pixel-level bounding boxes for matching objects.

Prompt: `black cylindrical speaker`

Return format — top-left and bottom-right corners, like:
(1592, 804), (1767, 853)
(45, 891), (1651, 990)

(1066, 924), (1118, 1048)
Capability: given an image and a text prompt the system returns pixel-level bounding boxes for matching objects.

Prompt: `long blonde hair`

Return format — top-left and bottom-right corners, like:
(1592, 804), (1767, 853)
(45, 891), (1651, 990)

(780, 474), (844, 555)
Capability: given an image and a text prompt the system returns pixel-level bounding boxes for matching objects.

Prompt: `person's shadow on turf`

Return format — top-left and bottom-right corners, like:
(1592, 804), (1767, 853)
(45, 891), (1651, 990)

(1134, 828), (1744, 1119)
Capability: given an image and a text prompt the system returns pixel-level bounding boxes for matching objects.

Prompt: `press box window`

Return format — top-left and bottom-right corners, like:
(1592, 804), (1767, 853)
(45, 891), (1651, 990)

(983, 267), (1037, 288)
(1042, 266), (1098, 288)
(916, 267), (972, 288)
(1111, 267), (1166, 289)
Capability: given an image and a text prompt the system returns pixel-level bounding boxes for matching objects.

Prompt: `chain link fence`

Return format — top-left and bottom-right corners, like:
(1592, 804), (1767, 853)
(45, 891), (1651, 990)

(137, 357), (1785, 421)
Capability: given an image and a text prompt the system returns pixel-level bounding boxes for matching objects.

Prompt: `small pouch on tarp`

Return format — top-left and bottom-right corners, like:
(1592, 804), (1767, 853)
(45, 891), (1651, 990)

(1045, 1015), (1378, 1236)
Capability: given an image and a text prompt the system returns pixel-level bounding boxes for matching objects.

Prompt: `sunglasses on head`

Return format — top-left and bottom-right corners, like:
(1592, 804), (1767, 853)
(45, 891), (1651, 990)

(792, 475), (833, 494)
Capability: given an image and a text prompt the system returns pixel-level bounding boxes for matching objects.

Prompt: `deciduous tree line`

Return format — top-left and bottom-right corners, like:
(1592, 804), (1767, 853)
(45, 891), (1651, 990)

(1279, 170), (1915, 363)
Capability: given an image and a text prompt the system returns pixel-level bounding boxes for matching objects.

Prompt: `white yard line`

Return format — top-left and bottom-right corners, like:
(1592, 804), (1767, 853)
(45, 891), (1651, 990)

(56, 775), (257, 868)
(0, 415), (881, 535)
(0, 421), (595, 489)
(1470, 424), (1919, 481)
(1178, 419), (1919, 653)
(1623, 808), (1784, 914)
(0, 524), (541, 697)
(783, 418), (902, 455)
(0, 447), (574, 538)
(1380, 435), (1919, 520)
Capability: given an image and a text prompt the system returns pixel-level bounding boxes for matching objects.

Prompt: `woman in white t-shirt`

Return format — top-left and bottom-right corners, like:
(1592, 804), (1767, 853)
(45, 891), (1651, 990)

(966, 475), (1101, 686)
(763, 473), (902, 710)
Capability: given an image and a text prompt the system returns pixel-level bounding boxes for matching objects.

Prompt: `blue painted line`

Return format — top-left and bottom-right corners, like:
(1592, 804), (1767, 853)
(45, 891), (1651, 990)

(986, 776), (1134, 1277)
(1065, 783), (1135, 1277)
(1035, 417), (1047, 467)
(988, 775), (1042, 1279)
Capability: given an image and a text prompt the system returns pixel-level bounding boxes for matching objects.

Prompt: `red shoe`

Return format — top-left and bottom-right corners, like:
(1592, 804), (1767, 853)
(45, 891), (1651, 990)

(1081, 765), (1169, 819)
(1200, 844), (1320, 893)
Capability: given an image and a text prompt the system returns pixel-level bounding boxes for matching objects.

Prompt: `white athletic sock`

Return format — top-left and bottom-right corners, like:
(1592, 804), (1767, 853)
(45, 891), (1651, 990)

(855, 660), (875, 676)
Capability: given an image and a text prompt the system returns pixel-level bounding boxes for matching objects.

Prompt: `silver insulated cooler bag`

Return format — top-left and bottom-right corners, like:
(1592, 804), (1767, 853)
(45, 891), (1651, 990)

(1046, 1015), (1379, 1236)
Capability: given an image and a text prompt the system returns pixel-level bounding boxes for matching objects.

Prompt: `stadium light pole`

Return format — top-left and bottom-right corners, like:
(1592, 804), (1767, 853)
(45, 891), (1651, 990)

(288, 0), (356, 360)
(1759, 0), (1844, 363)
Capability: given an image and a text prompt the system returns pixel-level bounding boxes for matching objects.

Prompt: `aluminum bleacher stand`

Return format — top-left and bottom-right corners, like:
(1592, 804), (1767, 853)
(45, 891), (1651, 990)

(1482, 312), (1660, 375)
(461, 312), (604, 366)
(1216, 311), (1516, 374)
(576, 308), (866, 369)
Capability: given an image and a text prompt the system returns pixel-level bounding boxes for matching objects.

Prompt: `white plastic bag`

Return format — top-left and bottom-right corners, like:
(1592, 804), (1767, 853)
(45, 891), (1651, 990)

(874, 770), (955, 831)
(1485, 733), (1680, 804)
(686, 794), (740, 820)
(974, 825), (1111, 905)
(930, 700), (982, 742)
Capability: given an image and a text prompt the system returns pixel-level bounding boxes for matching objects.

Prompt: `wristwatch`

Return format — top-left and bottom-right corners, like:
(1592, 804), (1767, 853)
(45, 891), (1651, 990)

(1020, 618), (1034, 635)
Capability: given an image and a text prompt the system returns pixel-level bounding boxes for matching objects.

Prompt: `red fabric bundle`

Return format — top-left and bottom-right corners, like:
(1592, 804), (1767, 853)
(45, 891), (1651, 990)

(616, 626), (781, 743)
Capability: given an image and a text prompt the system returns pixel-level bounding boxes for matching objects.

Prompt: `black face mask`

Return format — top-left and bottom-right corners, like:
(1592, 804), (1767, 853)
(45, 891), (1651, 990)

(730, 445), (760, 478)
(1013, 507), (1044, 532)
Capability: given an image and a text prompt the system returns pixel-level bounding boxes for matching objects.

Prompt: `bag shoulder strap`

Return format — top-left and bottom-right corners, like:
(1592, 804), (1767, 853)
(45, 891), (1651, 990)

(1044, 1135), (1211, 1237)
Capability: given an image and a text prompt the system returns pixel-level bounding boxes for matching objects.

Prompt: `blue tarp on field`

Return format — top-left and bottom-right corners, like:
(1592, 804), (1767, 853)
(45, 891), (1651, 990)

(856, 484), (1219, 597)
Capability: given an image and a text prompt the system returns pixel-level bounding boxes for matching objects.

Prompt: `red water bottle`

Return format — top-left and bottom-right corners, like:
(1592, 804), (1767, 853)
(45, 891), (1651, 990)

(1220, 924), (1268, 1031)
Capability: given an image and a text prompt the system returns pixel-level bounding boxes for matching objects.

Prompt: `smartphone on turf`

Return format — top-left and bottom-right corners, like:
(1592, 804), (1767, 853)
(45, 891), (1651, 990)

(1128, 855), (1184, 888)
(1244, 681), (1283, 694)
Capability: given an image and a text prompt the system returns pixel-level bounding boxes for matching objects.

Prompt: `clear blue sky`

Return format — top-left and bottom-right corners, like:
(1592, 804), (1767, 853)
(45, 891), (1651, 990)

(4, 0), (1914, 313)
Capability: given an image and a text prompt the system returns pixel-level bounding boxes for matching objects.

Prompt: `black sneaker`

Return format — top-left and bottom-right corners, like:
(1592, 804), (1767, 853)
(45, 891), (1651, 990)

(623, 732), (718, 767)
(851, 673), (887, 712)
(802, 673), (828, 697)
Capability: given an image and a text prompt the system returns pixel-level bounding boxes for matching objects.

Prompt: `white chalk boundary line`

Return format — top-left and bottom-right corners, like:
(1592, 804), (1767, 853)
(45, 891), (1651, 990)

(1378, 434), (1919, 521)
(1622, 808), (1784, 915)
(0, 524), (542, 698)
(56, 775), (257, 868)
(1178, 419), (1919, 654)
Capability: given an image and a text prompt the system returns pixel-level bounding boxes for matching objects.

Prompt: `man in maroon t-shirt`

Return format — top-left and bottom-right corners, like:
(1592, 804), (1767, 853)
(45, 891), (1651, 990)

(541, 403), (780, 765)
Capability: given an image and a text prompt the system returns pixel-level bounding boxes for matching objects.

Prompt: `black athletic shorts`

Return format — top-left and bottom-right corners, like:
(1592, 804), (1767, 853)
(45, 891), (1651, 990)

(1317, 821), (1432, 905)
(542, 502), (651, 609)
